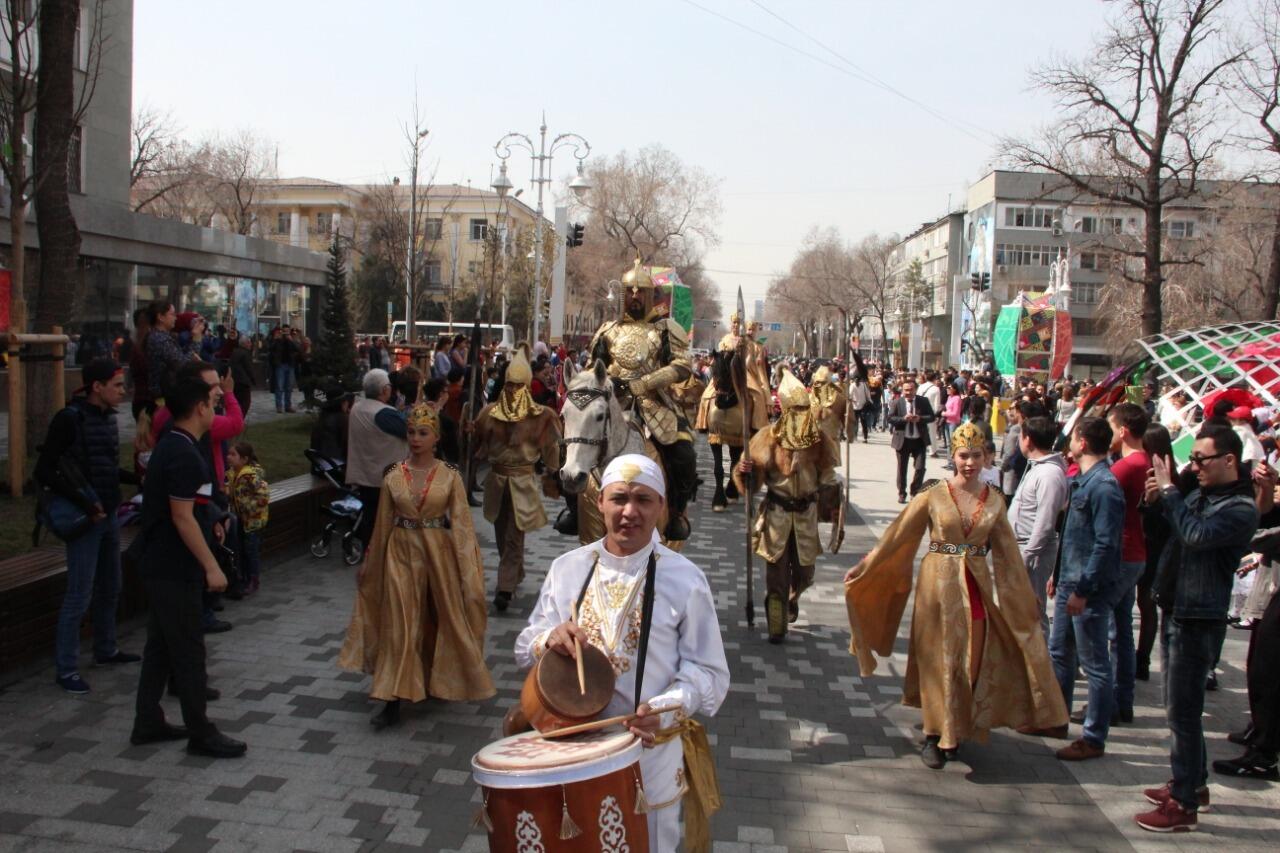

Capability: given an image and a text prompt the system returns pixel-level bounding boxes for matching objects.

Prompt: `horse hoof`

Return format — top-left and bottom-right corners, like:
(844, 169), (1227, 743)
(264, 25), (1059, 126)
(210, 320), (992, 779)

(712, 505), (724, 513)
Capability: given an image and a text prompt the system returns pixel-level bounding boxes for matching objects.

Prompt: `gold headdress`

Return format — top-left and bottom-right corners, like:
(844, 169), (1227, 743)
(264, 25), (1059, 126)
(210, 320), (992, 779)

(811, 365), (831, 385)
(622, 257), (655, 294)
(950, 421), (987, 454)
(492, 346), (544, 423)
(406, 402), (440, 434)
(772, 369), (821, 451)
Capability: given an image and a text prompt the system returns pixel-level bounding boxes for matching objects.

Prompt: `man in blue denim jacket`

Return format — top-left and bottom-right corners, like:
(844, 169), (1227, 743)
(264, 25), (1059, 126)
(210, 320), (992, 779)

(1135, 423), (1258, 833)
(1048, 417), (1126, 762)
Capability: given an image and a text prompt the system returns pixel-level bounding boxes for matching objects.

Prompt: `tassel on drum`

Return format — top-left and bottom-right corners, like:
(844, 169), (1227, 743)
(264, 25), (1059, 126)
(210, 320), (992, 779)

(471, 791), (494, 833)
(632, 767), (649, 814)
(559, 785), (582, 840)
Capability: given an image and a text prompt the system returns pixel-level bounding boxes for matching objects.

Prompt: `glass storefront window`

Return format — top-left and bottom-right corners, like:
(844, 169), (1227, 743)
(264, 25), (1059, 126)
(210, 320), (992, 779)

(182, 276), (231, 328)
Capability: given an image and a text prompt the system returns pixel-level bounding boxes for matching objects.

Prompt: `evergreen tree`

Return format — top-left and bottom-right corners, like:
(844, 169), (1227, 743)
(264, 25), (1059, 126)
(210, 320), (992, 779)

(311, 236), (361, 394)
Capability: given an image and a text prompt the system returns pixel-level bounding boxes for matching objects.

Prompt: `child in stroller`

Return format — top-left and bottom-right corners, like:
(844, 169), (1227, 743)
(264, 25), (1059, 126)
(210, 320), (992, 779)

(305, 449), (365, 566)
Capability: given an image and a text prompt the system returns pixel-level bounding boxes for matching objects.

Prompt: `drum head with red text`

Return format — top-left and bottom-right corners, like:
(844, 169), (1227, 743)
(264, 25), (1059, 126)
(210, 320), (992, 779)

(472, 729), (641, 788)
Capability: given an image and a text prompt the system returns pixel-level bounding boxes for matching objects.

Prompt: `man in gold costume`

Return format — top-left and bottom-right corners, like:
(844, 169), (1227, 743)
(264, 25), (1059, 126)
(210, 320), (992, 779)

(809, 364), (848, 442)
(695, 312), (771, 512)
(735, 369), (839, 643)
(589, 259), (698, 541)
(472, 347), (562, 610)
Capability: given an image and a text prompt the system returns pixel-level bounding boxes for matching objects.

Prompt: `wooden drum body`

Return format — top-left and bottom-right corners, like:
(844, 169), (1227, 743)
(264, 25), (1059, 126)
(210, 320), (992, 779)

(505, 644), (616, 735)
(473, 730), (649, 853)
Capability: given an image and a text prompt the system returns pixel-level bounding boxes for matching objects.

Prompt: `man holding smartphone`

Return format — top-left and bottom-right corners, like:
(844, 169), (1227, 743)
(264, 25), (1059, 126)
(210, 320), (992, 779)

(130, 375), (246, 758)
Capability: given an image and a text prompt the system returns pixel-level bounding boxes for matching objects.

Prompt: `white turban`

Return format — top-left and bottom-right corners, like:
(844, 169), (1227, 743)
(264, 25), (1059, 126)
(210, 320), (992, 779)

(599, 453), (666, 497)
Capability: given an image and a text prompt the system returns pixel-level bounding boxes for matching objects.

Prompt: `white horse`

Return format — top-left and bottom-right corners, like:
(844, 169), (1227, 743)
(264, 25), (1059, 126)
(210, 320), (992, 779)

(560, 359), (660, 545)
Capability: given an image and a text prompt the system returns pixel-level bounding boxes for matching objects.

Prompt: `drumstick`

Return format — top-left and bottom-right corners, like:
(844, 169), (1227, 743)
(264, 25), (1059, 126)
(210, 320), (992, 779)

(572, 604), (586, 696)
(532, 703), (684, 740)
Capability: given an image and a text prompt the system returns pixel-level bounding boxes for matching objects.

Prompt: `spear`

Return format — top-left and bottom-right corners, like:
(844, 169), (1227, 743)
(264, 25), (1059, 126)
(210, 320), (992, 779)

(462, 292), (485, 500)
(736, 286), (755, 627)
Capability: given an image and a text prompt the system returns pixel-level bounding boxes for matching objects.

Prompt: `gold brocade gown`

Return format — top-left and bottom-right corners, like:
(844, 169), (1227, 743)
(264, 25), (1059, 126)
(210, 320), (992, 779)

(844, 483), (1067, 749)
(338, 463), (496, 704)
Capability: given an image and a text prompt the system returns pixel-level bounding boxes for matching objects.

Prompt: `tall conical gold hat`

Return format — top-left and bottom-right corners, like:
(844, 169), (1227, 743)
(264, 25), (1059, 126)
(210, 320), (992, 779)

(506, 346), (532, 386)
(811, 365), (831, 385)
(777, 369), (809, 410)
(622, 257), (655, 291)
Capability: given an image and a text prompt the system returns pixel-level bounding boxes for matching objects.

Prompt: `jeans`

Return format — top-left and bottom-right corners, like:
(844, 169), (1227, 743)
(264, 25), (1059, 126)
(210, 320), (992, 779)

(273, 365), (295, 409)
(1161, 614), (1225, 811)
(1110, 561), (1146, 714)
(1050, 581), (1115, 748)
(241, 531), (261, 581)
(1022, 544), (1057, 641)
(55, 514), (121, 675)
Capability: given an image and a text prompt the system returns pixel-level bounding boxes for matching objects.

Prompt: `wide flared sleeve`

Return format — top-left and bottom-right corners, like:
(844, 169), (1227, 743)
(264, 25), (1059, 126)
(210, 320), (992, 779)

(338, 475), (397, 674)
(843, 489), (932, 676)
(514, 560), (573, 669)
(987, 498), (1045, 637)
(445, 466), (489, 647)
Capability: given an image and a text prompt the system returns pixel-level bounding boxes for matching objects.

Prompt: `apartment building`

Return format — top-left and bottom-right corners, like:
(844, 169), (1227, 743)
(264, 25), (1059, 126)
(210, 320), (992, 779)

(0, 0), (326, 351)
(887, 212), (965, 370)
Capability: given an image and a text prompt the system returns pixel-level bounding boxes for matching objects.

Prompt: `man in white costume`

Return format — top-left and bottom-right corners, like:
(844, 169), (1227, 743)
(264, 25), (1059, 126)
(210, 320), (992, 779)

(515, 453), (730, 851)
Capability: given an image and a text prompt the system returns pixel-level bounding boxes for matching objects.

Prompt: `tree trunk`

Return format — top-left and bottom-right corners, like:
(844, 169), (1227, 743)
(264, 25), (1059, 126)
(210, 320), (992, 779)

(30, 0), (83, 439)
(1264, 201), (1280, 321)
(1142, 170), (1164, 338)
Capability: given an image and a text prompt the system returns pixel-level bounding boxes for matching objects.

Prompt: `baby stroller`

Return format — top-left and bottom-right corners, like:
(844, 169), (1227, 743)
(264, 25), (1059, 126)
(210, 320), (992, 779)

(304, 449), (365, 566)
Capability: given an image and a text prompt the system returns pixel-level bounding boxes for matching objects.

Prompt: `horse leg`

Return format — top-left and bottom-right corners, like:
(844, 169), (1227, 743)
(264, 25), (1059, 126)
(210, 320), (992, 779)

(711, 442), (727, 511)
(725, 444), (742, 502)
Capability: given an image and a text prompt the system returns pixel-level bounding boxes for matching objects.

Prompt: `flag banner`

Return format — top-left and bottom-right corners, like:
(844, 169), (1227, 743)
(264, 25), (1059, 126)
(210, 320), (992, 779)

(649, 267), (694, 333)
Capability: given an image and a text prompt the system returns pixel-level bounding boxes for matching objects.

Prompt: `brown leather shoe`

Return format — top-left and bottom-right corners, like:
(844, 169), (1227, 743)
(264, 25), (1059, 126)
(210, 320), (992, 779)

(1056, 738), (1105, 761)
(1017, 723), (1069, 739)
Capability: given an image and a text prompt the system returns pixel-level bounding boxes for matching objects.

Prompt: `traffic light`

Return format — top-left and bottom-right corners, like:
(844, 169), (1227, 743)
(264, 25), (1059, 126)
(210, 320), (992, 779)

(566, 223), (585, 248)
(969, 272), (991, 291)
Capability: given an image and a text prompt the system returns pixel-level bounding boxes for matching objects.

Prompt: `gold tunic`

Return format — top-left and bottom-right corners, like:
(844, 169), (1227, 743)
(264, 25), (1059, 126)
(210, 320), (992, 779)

(734, 426), (838, 566)
(338, 463), (495, 703)
(843, 484), (1067, 749)
(590, 317), (692, 444)
(811, 384), (847, 440)
(473, 402), (561, 531)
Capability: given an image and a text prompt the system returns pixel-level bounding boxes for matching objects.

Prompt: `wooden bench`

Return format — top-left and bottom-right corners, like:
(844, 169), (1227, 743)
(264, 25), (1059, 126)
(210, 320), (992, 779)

(0, 474), (336, 677)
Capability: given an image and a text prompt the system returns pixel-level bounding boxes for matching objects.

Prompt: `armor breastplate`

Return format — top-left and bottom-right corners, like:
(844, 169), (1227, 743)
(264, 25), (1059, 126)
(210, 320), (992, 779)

(604, 321), (661, 381)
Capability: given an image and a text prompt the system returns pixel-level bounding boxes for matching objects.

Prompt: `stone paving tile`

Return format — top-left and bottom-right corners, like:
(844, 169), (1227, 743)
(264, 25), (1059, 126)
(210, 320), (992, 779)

(0, 433), (1275, 851)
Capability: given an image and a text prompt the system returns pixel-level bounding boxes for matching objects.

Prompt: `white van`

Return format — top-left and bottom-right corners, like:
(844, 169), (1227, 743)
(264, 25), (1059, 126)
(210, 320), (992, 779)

(389, 321), (515, 353)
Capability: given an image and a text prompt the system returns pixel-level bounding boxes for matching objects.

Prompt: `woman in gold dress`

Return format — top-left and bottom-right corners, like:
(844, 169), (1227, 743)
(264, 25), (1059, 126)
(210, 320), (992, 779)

(339, 403), (495, 729)
(843, 422), (1066, 768)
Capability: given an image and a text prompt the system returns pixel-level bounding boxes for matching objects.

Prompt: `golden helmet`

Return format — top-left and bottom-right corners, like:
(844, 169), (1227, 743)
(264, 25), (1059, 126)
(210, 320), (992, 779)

(777, 369), (810, 410)
(622, 257), (655, 292)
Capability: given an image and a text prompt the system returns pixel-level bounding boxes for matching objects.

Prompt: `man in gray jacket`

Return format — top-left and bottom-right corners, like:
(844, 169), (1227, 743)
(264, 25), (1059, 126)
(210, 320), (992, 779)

(1008, 416), (1070, 638)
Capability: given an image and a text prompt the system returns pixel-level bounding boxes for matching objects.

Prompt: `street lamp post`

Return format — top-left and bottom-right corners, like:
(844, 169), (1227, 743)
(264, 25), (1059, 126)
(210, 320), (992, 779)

(491, 114), (591, 344)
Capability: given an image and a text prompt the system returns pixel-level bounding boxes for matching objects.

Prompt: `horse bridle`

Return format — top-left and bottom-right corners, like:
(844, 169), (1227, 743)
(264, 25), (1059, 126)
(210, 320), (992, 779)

(561, 386), (614, 473)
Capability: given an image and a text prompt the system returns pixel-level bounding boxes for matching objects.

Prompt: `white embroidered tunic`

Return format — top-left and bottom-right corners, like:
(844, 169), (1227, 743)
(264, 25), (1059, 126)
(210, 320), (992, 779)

(515, 538), (730, 848)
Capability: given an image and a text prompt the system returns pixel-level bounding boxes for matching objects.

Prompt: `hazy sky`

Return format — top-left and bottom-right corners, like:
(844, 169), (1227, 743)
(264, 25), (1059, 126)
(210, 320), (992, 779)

(133, 0), (1115, 316)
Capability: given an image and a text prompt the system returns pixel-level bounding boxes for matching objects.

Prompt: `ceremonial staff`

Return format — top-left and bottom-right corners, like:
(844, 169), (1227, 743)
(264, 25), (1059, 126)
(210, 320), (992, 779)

(462, 291), (485, 498)
(736, 287), (756, 627)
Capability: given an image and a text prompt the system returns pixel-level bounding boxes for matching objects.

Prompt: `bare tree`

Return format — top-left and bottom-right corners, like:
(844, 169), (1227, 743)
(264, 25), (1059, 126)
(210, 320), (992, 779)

(1234, 0), (1280, 317)
(129, 103), (215, 215)
(569, 144), (722, 337)
(1002, 0), (1242, 337)
(206, 129), (275, 235)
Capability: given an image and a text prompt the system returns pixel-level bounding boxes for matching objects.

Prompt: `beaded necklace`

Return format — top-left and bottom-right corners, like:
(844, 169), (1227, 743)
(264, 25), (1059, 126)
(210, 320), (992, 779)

(400, 460), (440, 514)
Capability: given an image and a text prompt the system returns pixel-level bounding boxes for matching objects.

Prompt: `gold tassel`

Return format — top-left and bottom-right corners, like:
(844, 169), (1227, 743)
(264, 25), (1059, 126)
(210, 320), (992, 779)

(559, 786), (582, 840)
(471, 793), (493, 832)
(633, 770), (650, 815)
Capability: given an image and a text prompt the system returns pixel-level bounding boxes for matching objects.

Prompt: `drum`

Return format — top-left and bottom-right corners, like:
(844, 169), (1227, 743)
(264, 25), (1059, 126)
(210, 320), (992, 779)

(472, 729), (650, 852)
(504, 643), (616, 736)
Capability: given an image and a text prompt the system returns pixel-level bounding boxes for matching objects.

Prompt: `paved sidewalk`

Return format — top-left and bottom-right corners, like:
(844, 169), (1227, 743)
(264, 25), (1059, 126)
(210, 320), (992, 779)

(0, 432), (1275, 852)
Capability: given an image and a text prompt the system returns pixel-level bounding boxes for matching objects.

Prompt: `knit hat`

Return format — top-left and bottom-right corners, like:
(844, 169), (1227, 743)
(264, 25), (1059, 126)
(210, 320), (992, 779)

(175, 312), (201, 333)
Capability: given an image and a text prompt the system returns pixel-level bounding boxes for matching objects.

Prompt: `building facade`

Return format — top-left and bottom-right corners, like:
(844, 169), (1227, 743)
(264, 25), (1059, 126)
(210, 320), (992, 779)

(887, 212), (965, 370)
(1, 0), (327, 358)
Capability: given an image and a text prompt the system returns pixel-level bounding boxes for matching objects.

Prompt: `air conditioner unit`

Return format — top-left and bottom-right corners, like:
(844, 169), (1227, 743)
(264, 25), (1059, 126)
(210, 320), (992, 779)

(1052, 227), (1064, 236)
(997, 265), (1008, 274)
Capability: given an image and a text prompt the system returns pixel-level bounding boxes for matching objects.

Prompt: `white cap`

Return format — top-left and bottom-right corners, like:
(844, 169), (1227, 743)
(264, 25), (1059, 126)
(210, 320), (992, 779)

(599, 453), (666, 497)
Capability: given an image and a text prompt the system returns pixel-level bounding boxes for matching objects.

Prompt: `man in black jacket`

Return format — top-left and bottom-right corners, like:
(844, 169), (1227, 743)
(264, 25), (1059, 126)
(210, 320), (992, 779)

(1136, 424), (1259, 832)
(36, 359), (140, 694)
(888, 378), (935, 503)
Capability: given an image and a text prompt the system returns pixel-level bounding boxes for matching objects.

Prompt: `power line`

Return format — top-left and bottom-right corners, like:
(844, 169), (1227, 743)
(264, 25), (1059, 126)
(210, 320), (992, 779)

(675, 0), (993, 145)
(744, 0), (995, 140)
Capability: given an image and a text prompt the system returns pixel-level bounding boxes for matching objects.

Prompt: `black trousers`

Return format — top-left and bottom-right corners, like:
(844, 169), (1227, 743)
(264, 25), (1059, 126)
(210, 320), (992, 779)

(356, 485), (381, 549)
(135, 576), (215, 739)
(1248, 589), (1280, 755)
(895, 438), (928, 497)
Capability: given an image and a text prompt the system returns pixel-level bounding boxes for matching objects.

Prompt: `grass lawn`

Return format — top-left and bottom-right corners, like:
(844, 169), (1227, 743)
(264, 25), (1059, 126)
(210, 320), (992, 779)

(0, 415), (316, 561)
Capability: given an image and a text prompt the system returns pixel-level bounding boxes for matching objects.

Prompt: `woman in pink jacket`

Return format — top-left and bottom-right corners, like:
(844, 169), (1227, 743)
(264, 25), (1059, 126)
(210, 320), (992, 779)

(150, 367), (243, 490)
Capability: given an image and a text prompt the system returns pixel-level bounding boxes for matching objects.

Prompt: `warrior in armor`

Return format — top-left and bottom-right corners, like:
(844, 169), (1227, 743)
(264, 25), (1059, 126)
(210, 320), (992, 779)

(589, 259), (698, 541)
(695, 312), (771, 512)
